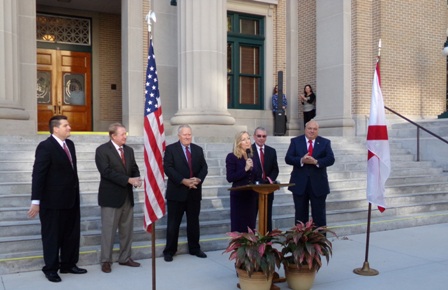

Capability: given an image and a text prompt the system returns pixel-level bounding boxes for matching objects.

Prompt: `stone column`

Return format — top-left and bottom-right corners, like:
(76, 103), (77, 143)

(0, 0), (35, 134)
(170, 0), (236, 135)
(315, 0), (354, 136)
(121, 0), (144, 136)
(286, 0), (300, 136)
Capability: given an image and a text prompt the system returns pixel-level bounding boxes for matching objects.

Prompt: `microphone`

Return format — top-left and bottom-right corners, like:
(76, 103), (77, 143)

(246, 148), (253, 184)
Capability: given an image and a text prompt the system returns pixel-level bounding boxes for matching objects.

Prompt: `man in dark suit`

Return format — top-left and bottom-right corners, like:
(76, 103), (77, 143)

(163, 124), (208, 262)
(28, 115), (87, 283)
(285, 120), (335, 227)
(95, 123), (142, 273)
(252, 127), (279, 232)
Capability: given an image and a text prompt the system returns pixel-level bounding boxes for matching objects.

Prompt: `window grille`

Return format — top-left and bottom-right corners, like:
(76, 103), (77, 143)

(36, 14), (91, 46)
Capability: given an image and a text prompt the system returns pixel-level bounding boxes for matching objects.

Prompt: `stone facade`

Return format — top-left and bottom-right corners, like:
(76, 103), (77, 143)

(0, 0), (446, 136)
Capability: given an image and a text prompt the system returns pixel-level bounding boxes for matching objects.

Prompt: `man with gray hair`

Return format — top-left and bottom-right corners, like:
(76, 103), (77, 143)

(95, 123), (142, 273)
(163, 125), (208, 262)
(252, 127), (279, 232)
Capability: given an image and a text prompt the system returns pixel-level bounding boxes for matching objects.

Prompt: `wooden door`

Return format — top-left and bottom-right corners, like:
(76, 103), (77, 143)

(37, 49), (92, 131)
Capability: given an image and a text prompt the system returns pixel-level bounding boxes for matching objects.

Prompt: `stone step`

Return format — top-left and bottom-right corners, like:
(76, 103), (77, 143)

(1, 133), (448, 275)
(3, 189), (448, 244)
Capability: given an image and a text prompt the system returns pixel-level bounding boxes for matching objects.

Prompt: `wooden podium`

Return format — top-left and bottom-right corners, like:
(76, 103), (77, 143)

(229, 183), (292, 235)
(229, 183), (293, 290)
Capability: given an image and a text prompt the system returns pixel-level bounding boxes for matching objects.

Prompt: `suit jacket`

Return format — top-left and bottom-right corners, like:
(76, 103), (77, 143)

(164, 141), (208, 202)
(31, 136), (79, 209)
(251, 143), (279, 184)
(95, 141), (140, 208)
(285, 135), (335, 197)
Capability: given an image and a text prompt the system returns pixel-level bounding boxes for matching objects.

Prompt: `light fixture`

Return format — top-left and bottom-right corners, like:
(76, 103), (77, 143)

(42, 34), (55, 42)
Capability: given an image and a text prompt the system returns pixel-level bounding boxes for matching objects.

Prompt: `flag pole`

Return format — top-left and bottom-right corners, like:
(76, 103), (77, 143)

(353, 39), (382, 276)
(152, 224), (156, 290)
(146, 9), (158, 290)
(353, 203), (379, 276)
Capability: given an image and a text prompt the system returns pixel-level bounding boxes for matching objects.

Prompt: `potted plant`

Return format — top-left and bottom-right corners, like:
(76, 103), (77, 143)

(280, 219), (335, 290)
(223, 228), (283, 290)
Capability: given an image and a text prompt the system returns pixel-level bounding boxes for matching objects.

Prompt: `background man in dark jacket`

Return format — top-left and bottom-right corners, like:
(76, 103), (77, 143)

(252, 127), (279, 232)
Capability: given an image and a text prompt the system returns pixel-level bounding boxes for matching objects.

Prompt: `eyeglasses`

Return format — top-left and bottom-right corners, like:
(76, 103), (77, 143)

(256, 135), (267, 138)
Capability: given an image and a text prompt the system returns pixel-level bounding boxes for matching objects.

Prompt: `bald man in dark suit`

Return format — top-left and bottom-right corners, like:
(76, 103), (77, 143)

(28, 115), (87, 283)
(285, 120), (335, 227)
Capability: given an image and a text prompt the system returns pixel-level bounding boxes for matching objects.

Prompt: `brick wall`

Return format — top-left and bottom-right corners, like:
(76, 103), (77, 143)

(297, 0), (316, 117)
(98, 13), (122, 122)
(352, 0), (447, 117)
(273, 0), (287, 93)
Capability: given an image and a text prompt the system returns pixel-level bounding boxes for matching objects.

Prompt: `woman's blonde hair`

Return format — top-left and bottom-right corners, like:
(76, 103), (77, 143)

(232, 131), (252, 159)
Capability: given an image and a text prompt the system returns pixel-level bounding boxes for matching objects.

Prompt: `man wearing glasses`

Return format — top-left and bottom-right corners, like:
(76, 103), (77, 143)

(252, 127), (280, 232)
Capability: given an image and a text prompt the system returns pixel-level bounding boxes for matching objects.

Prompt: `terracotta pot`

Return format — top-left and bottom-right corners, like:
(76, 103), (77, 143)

(284, 263), (316, 290)
(236, 268), (273, 290)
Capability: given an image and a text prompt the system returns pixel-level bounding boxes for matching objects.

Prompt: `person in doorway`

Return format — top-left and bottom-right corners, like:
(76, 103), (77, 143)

(299, 84), (316, 127)
(28, 115), (87, 283)
(95, 123), (142, 273)
(285, 120), (335, 228)
(252, 127), (279, 232)
(226, 131), (261, 233)
(163, 125), (208, 262)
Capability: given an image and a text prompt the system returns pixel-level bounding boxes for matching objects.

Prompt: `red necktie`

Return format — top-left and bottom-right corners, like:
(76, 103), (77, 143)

(186, 146), (193, 178)
(308, 140), (313, 156)
(63, 142), (73, 166)
(119, 147), (126, 165)
(260, 147), (265, 180)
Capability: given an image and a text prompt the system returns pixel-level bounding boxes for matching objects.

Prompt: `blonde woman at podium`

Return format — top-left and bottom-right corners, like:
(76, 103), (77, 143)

(226, 131), (262, 232)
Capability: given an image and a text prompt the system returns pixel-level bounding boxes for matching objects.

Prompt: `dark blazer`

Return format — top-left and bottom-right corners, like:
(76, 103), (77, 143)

(251, 143), (279, 184)
(95, 141), (140, 208)
(164, 141), (208, 202)
(285, 135), (335, 197)
(31, 136), (79, 209)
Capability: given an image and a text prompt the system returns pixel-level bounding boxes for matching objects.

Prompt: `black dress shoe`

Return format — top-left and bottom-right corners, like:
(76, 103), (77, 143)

(164, 254), (173, 262)
(45, 272), (61, 283)
(60, 266), (88, 274)
(190, 250), (207, 258)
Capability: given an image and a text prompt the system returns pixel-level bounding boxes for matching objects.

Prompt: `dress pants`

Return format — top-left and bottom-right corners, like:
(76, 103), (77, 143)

(292, 177), (327, 227)
(100, 197), (133, 263)
(164, 198), (201, 255)
(40, 206), (80, 274)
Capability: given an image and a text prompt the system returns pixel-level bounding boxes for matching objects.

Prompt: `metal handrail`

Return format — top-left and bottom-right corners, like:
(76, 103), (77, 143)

(385, 106), (448, 161)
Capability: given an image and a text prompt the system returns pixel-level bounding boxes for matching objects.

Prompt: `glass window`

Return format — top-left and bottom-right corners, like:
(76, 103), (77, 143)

(227, 13), (264, 110)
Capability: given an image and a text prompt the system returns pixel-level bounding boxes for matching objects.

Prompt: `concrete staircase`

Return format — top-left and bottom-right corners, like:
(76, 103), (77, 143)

(1, 132), (448, 274)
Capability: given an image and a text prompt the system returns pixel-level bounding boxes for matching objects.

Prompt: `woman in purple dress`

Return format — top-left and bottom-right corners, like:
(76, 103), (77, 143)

(226, 131), (261, 232)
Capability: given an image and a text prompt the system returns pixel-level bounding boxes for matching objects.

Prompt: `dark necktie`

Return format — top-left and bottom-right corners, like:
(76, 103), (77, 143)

(119, 147), (126, 165)
(308, 140), (313, 156)
(260, 147), (265, 180)
(186, 146), (193, 178)
(63, 142), (73, 166)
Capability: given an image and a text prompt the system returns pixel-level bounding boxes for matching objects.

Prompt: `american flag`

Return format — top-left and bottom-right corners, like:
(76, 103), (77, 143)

(143, 38), (166, 232)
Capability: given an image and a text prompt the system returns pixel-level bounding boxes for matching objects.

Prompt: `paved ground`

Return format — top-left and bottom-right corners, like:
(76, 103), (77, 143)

(1, 223), (448, 290)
